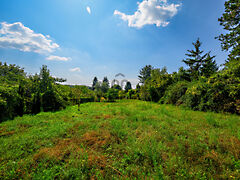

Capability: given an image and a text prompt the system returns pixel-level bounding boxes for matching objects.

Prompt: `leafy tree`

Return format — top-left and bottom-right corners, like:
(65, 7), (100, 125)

(217, 0), (240, 62)
(138, 65), (153, 84)
(125, 81), (132, 92)
(39, 65), (52, 92)
(0, 62), (26, 84)
(92, 77), (98, 90)
(140, 67), (173, 102)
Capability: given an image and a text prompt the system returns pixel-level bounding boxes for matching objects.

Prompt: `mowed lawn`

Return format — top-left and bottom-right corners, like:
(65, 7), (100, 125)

(0, 100), (240, 179)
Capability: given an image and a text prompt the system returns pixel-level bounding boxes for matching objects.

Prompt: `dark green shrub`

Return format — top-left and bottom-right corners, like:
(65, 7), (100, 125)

(0, 85), (20, 121)
(42, 90), (66, 112)
(180, 80), (210, 111)
(31, 92), (41, 114)
(160, 81), (189, 105)
(106, 89), (118, 102)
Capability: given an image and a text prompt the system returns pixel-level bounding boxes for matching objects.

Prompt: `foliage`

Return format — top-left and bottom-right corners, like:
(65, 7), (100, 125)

(138, 65), (153, 84)
(137, 35), (238, 114)
(140, 67), (173, 102)
(124, 81), (132, 92)
(42, 89), (66, 112)
(0, 62), (26, 84)
(0, 85), (20, 121)
(182, 38), (217, 79)
(160, 81), (189, 105)
(217, 0), (240, 61)
(106, 88), (119, 102)
(112, 84), (122, 90)
(200, 54), (218, 77)
(101, 77), (110, 93)
(92, 77), (98, 90)
(0, 62), (95, 121)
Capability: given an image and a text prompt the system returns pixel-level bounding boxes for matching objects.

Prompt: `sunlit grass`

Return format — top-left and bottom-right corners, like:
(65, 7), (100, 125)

(0, 100), (239, 179)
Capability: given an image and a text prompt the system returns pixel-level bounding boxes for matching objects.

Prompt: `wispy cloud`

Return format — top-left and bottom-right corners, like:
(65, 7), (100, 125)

(46, 55), (71, 61)
(114, 0), (181, 28)
(86, 6), (91, 14)
(70, 67), (81, 72)
(0, 22), (59, 54)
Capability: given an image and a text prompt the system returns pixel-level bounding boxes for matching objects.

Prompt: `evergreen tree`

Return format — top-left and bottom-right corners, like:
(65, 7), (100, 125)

(101, 77), (109, 93)
(138, 65), (153, 84)
(182, 38), (208, 79)
(217, 0), (240, 62)
(125, 81), (132, 92)
(92, 77), (98, 90)
(200, 53), (218, 77)
(136, 83), (140, 90)
(103, 77), (109, 85)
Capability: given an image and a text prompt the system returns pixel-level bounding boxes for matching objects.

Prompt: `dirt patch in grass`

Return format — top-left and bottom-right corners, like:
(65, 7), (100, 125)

(103, 114), (112, 120)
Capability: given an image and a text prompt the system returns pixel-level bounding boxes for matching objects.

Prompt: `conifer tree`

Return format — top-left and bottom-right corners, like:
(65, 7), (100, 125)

(182, 38), (208, 79)
(125, 81), (132, 92)
(92, 77), (98, 90)
(200, 53), (218, 77)
(138, 65), (153, 84)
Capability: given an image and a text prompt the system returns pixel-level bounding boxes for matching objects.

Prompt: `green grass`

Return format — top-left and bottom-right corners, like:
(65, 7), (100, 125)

(0, 100), (240, 179)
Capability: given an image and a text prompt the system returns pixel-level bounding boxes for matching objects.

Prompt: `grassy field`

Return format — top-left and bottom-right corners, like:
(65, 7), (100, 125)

(0, 100), (240, 179)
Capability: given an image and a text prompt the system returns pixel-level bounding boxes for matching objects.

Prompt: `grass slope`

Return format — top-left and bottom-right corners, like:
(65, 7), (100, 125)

(0, 100), (240, 179)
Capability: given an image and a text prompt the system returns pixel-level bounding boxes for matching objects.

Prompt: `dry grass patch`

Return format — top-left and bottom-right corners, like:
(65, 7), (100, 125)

(33, 138), (83, 162)
(81, 130), (120, 150)
(218, 135), (240, 159)
(0, 129), (15, 137)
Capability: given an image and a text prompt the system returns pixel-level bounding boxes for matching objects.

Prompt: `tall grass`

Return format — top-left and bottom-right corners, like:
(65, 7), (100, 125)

(0, 100), (239, 179)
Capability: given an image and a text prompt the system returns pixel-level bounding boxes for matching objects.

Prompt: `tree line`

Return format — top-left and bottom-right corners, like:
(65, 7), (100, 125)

(136, 0), (240, 114)
(0, 0), (239, 121)
(0, 64), (95, 122)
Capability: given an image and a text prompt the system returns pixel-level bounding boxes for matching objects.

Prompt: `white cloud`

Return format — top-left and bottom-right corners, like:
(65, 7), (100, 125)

(46, 55), (71, 61)
(0, 22), (59, 54)
(70, 67), (81, 72)
(114, 0), (181, 28)
(86, 6), (91, 14)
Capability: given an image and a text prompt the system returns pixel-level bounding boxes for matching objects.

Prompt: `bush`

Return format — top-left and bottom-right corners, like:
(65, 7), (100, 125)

(0, 85), (20, 121)
(160, 81), (189, 105)
(180, 80), (211, 111)
(106, 89), (119, 102)
(42, 89), (66, 112)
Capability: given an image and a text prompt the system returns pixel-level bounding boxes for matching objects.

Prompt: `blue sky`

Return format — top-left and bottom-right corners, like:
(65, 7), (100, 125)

(0, 0), (227, 86)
